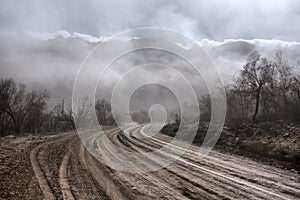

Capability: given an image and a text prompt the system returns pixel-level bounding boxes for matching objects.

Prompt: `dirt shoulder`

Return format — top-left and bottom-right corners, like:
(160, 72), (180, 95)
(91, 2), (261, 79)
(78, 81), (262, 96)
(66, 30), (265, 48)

(0, 132), (111, 200)
(161, 121), (300, 171)
(0, 134), (47, 199)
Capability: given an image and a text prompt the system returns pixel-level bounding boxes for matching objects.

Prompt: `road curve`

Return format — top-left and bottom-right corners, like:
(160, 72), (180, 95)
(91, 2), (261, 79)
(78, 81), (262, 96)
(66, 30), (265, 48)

(28, 125), (300, 199)
(86, 124), (300, 200)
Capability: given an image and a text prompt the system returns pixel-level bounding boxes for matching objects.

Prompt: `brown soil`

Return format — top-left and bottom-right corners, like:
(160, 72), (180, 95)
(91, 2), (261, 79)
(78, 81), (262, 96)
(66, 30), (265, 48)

(1, 125), (299, 199)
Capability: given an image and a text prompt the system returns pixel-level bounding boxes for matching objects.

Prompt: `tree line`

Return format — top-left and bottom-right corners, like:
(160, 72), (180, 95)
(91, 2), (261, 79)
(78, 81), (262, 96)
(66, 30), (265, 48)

(225, 51), (300, 124)
(0, 79), (115, 136)
(1, 50), (299, 136)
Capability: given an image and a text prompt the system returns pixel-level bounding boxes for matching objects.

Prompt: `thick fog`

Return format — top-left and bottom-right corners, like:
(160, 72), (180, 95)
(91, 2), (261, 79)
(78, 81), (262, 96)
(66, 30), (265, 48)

(0, 0), (299, 109)
(0, 33), (299, 103)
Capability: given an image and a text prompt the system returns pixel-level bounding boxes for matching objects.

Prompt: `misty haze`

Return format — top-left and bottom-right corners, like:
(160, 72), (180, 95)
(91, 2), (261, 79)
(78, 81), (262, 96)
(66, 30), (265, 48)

(0, 1), (299, 200)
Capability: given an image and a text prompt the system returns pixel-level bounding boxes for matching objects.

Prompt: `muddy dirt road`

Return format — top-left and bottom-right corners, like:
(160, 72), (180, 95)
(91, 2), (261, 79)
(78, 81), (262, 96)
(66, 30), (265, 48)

(0, 125), (299, 199)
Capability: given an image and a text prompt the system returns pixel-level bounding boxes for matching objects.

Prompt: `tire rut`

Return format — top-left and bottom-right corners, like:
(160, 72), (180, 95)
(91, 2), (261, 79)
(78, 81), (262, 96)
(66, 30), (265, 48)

(99, 125), (300, 200)
(30, 143), (56, 200)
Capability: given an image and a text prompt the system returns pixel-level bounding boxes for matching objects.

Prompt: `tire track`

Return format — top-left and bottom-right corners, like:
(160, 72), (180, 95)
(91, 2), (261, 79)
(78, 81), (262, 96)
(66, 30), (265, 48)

(30, 143), (56, 200)
(116, 127), (242, 199)
(65, 136), (110, 200)
(139, 125), (300, 197)
(96, 124), (300, 199)
(98, 126), (234, 199)
(59, 148), (75, 200)
(137, 126), (299, 199)
(97, 131), (189, 199)
(81, 129), (128, 200)
(28, 126), (298, 199)
(30, 133), (77, 199)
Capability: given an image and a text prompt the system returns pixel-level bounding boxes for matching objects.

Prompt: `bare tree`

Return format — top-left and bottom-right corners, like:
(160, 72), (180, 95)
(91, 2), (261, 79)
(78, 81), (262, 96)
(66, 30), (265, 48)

(0, 78), (49, 135)
(199, 95), (211, 122)
(291, 74), (300, 99)
(23, 90), (49, 133)
(0, 78), (25, 134)
(95, 99), (111, 125)
(235, 51), (274, 122)
(274, 52), (293, 113)
(60, 97), (94, 130)
(225, 51), (300, 123)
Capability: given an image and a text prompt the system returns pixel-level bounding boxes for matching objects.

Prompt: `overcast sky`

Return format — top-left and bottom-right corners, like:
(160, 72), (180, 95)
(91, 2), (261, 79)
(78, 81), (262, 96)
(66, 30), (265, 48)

(1, 0), (300, 41)
(1, 0), (300, 105)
